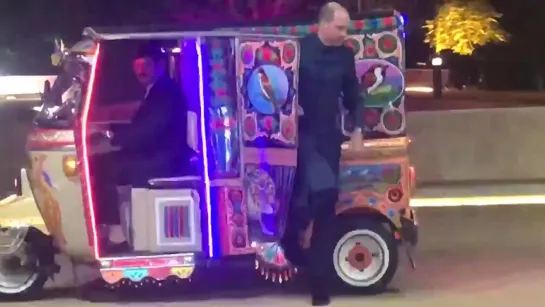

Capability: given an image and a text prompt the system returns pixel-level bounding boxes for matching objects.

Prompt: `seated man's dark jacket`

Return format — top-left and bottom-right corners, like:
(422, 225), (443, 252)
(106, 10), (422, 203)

(111, 75), (194, 184)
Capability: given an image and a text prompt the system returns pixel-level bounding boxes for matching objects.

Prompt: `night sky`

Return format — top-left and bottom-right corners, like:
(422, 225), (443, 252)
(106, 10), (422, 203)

(0, 0), (544, 89)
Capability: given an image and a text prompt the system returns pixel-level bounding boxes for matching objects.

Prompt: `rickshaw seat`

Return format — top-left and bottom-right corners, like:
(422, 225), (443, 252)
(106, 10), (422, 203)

(147, 176), (201, 190)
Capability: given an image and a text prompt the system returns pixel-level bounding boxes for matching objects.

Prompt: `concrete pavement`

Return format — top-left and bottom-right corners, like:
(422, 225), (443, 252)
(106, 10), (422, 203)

(2, 245), (543, 306)
(0, 204), (538, 306)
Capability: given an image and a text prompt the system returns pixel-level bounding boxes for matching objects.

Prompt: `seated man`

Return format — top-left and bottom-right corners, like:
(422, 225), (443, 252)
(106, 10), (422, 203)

(112, 43), (194, 183)
(93, 43), (195, 252)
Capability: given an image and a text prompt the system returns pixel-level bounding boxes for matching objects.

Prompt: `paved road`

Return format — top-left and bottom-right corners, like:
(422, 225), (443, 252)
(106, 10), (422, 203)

(2, 248), (544, 306)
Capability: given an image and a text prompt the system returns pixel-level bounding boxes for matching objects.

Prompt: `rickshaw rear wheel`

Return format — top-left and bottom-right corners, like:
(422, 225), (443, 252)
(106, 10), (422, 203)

(331, 218), (398, 293)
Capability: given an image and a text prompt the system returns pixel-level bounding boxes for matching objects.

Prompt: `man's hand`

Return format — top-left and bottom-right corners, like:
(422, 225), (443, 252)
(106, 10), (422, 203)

(296, 102), (304, 116)
(300, 221), (314, 249)
(88, 137), (120, 155)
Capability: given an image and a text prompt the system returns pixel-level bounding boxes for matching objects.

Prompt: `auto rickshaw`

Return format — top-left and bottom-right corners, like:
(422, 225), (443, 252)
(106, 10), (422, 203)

(0, 10), (417, 300)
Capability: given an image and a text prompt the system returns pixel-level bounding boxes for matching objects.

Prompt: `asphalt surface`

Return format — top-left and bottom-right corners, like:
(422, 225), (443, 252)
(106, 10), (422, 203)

(2, 100), (545, 306)
(4, 237), (544, 307)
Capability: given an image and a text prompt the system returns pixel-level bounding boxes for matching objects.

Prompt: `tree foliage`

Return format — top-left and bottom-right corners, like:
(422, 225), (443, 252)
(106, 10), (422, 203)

(423, 0), (507, 55)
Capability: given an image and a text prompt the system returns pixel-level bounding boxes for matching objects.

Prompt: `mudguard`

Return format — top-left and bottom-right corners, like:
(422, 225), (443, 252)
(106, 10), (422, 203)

(0, 226), (29, 255)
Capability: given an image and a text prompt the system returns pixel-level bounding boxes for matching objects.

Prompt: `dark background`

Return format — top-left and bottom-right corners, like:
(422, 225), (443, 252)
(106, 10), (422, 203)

(0, 0), (544, 90)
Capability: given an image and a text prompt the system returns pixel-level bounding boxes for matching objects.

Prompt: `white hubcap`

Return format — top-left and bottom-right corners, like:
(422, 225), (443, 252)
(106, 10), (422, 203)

(333, 229), (390, 287)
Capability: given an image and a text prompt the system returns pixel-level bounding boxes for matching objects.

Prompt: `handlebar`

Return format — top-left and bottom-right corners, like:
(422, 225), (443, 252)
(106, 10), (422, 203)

(348, 129), (364, 150)
(88, 130), (113, 145)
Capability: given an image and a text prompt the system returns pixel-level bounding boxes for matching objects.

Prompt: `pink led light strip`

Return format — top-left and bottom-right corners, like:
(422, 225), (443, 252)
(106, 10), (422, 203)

(81, 43), (102, 259)
(82, 39), (214, 259)
(195, 38), (214, 257)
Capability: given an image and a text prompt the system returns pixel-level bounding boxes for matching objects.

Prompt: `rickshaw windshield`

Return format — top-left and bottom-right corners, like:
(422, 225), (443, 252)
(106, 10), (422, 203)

(89, 40), (148, 108)
(43, 71), (72, 106)
(33, 56), (92, 129)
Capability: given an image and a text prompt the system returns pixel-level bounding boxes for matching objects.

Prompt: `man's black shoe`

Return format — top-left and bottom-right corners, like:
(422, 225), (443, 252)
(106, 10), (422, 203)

(310, 277), (331, 306)
(105, 241), (130, 254)
(280, 235), (306, 267)
(311, 294), (331, 306)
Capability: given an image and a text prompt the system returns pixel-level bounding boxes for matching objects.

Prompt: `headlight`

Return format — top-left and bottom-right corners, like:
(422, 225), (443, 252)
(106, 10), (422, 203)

(62, 155), (78, 177)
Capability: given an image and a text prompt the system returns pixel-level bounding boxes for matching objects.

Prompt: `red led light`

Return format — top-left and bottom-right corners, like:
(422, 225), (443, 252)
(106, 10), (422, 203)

(80, 42), (102, 259)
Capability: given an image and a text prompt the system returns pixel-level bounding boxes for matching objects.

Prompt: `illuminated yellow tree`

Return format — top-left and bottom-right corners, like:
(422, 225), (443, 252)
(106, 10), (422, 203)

(424, 0), (507, 56)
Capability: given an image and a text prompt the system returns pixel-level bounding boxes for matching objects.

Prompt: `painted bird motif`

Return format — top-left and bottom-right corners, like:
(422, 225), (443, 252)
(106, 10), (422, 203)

(361, 64), (388, 95)
(257, 67), (278, 107)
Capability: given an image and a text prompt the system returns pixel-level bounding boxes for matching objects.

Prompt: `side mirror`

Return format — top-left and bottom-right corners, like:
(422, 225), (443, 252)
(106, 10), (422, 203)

(43, 80), (51, 95)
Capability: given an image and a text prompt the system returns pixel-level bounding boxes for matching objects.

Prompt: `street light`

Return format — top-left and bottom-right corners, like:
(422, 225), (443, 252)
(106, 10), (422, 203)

(431, 56), (443, 99)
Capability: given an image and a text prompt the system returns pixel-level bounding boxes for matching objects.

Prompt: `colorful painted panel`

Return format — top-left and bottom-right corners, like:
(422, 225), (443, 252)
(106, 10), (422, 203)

(232, 13), (406, 139)
(238, 40), (299, 148)
(225, 188), (248, 250)
(101, 266), (195, 284)
(191, 38), (240, 179)
(244, 163), (295, 242)
(216, 187), (253, 255)
(234, 16), (401, 36)
(100, 253), (195, 284)
(339, 163), (401, 193)
(338, 163), (406, 221)
(348, 32), (405, 138)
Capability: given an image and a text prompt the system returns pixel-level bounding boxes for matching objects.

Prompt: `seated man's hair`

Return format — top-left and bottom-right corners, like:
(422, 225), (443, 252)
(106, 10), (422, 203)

(318, 2), (346, 23)
(135, 41), (165, 62)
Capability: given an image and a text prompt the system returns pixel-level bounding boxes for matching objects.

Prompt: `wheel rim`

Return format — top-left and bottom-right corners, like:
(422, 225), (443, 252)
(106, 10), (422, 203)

(333, 229), (390, 287)
(0, 251), (39, 294)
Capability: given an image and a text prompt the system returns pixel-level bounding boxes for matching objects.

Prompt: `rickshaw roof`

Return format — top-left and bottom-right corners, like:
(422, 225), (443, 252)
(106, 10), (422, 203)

(82, 27), (297, 41)
(82, 9), (399, 40)
(83, 10), (398, 34)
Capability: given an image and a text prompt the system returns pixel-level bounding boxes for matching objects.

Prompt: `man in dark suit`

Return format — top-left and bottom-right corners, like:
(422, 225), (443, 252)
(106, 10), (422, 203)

(281, 2), (360, 305)
(110, 44), (193, 183)
(94, 43), (194, 252)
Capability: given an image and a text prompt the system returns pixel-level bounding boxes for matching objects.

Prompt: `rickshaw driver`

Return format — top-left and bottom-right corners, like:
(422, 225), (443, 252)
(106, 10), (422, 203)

(281, 2), (360, 306)
(91, 43), (194, 253)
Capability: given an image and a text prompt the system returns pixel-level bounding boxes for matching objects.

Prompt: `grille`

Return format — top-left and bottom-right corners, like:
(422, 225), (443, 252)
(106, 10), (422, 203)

(163, 205), (189, 239)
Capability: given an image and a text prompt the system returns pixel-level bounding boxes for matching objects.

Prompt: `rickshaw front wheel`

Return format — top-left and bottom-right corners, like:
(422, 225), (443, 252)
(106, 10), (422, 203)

(0, 242), (48, 300)
(331, 218), (398, 292)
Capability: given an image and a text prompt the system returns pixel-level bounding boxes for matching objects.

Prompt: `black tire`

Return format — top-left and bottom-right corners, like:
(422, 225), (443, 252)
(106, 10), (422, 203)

(330, 218), (398, 293)
(0, 259), (47, 301)
(0, 227), (54, 301)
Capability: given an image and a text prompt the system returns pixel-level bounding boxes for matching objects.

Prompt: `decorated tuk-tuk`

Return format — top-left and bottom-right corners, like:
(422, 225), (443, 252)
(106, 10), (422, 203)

(0, 10), (416, 300)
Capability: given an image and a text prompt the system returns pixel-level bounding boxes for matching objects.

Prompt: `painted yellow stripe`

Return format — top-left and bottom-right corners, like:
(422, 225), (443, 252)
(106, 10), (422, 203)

(0, 217), (46, 227)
